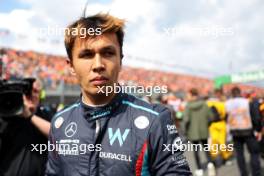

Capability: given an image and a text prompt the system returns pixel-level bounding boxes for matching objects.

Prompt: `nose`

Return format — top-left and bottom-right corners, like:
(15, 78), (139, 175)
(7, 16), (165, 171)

(92, 54), (105, 73)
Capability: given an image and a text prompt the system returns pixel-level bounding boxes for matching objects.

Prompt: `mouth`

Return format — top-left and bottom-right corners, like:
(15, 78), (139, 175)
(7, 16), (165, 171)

(90, 76), (109, 86)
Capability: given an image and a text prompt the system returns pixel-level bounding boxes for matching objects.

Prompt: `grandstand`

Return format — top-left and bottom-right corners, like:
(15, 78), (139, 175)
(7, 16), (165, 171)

(1, 48), (263, 104)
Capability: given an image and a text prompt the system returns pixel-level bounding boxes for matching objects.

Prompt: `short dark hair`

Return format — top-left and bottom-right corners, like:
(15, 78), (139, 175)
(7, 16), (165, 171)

(64, 13), (125, 61)
(214, 88), (223, 95)
(189, 88), (199, 96)
(231, 87), (241, 97)
(0, 49), (6, 55)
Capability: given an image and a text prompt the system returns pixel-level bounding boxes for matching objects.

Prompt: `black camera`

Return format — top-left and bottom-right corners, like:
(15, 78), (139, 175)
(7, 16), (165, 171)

(0, 78), (35, 117)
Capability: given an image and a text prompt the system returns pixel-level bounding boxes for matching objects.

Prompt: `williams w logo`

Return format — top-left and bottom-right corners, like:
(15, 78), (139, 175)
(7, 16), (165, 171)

(108, 128), (130, 146)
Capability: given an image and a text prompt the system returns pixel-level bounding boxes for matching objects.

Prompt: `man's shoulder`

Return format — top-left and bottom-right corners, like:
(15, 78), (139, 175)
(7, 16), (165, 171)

(225, 98), (234, 105)
(123, 94), (170, 118)
(226, 97), (248, 105)
(51, 102), (81, 124)
(122, 94), (173, 134)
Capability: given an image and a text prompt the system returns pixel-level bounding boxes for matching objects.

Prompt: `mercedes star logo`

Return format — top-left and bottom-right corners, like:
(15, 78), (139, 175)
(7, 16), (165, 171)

(65, 122), (77, 137)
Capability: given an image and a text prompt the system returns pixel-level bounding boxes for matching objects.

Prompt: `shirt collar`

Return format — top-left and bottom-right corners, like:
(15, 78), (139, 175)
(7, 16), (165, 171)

(80, 92), (125, 121)
(81, 96), (108, 107)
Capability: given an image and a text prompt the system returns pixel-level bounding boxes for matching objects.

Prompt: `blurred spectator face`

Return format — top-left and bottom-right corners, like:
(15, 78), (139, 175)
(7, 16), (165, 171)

(186, 88), (198, 101)
(214, 89), (223, 99)
(231, 87), (241, 97)
(69, 33), (121, 96)
(186, 92), (192, 101)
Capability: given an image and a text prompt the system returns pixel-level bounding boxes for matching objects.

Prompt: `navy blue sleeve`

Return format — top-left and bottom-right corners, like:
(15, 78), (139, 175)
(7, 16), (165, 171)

(148, 108), (192, 175)
(45, 123), (60, 176)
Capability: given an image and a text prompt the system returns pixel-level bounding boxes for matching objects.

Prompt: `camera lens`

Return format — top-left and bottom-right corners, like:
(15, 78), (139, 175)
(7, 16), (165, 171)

(0, 91), (23, 117)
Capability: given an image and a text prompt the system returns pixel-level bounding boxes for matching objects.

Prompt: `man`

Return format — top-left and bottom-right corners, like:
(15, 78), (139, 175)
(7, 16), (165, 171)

(0, 80), (52, 176)
(207, 89), (233, 166)
(225, 87), (262, 176)
(184, 88), (213, 176)
(45, 13), (191, 176)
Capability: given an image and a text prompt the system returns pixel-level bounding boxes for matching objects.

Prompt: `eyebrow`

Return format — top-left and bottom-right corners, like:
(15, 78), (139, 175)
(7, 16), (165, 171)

(100, 45), (116, 51)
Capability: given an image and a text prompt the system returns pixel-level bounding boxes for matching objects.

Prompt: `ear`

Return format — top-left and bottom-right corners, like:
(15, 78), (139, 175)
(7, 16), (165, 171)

(118, 60), (122, 73)
(67, 59), (76, 76)
(119, 55), (123, 72)
(120, 54), (123, 66)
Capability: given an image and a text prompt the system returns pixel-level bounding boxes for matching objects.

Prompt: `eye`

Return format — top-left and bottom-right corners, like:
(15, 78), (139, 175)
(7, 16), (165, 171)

(101, 48), (117, 58)
(102, 50), (115, 57)
(78, 50), (95, 59)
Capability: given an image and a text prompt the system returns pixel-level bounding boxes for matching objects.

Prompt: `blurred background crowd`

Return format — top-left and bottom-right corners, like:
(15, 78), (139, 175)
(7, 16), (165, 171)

(1, 48), (263, 96)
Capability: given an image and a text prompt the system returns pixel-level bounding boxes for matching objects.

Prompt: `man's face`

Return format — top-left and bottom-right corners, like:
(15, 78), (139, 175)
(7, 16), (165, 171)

(70, 33), (121, 96)
(186, 92), (192, 101)
(215, 92), (221, 99)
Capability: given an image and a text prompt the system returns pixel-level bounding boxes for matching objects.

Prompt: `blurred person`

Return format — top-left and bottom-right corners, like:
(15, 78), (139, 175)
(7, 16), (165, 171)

(184, 88), (214, 176)
(246, 91), (263, 139)
(0, 79), (52, 176)
(167, 93), (184, 131)
(247, 91), (263, 160)
(259, 101), (264, 159)
(225, 87), (262, 176)
(177, 97), (187, 120)
(157, 93), (180, 129)
(45, 13), (191, 176)
(0, 49), (4, 77)
(207, 89), (233, 167)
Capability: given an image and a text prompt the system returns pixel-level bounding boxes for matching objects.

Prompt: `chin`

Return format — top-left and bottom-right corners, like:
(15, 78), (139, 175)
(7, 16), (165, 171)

(84, 87), (103, 96)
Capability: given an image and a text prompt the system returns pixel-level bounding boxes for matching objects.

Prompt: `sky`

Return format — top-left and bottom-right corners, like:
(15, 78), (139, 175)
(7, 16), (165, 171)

(0, 0), (264, 80)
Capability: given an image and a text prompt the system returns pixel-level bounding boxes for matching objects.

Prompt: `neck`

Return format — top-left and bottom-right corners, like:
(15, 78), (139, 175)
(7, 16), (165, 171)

(82, 91), (116, 106)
